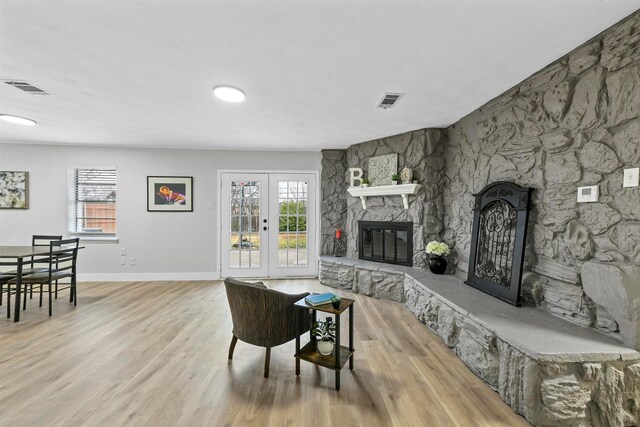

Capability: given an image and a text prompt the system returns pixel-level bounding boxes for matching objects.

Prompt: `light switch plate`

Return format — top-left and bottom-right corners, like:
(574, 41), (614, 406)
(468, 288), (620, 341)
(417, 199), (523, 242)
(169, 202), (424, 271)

(623, 167), (639, 188)
(577, 185), (599, 203)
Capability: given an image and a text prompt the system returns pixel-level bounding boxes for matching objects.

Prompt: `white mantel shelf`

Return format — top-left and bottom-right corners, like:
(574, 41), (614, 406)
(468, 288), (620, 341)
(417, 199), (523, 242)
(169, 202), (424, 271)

(347, 183), (422, 209)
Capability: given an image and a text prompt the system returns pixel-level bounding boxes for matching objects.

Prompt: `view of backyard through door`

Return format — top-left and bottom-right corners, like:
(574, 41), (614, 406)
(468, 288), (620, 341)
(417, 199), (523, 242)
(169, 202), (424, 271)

(220, 172), (317, 278)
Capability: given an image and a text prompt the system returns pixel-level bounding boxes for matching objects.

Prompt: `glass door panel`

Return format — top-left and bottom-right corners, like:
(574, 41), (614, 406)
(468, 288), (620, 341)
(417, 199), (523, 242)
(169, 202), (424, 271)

(277, 181), (308, 268)
(269, 173), (316, 277)
(221, 174), (268, 278)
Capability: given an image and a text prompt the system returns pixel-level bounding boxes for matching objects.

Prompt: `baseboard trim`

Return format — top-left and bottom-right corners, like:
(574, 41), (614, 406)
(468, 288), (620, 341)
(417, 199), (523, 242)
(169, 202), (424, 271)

(77, 272), (221, 282)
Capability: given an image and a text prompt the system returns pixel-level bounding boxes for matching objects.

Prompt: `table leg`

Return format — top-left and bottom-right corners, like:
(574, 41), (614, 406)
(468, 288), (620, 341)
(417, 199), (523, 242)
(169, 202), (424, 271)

(14, 258), (22, 322)
(349, 304), (354, 370)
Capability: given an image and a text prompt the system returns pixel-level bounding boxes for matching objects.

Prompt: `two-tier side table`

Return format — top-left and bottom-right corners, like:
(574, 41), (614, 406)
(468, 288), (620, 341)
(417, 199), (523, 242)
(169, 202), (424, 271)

(294, 296), (354, 391)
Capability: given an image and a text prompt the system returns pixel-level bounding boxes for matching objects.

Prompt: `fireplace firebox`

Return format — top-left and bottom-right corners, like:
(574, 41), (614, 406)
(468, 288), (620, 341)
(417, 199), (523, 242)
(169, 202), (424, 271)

(358, 221), (413, 266)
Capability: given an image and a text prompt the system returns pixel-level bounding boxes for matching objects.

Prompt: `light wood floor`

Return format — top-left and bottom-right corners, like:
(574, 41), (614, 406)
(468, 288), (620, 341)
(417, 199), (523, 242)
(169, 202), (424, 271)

(0, 279), (529, 427)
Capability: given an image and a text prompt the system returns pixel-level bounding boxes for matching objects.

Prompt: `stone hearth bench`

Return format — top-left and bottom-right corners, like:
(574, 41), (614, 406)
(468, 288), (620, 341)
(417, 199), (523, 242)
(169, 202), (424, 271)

(319, 256), (640, 427)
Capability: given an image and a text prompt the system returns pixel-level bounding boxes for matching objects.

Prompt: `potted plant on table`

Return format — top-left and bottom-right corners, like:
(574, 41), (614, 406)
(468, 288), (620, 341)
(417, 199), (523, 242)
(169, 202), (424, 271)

(311, 316), (336, 355)
(361, 178), (370, 188)
(391, 173), (400, 185)
(426, 240), (450, 274)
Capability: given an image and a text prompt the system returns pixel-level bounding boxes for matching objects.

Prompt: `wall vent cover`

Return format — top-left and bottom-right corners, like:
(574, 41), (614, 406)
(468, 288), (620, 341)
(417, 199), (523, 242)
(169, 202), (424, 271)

(3, 80), (51, 95)
(377, 93), (404, 109)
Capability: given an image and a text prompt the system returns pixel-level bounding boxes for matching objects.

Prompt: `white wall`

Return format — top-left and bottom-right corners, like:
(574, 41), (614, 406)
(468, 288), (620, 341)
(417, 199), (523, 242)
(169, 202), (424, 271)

(0, 143), (321, 281)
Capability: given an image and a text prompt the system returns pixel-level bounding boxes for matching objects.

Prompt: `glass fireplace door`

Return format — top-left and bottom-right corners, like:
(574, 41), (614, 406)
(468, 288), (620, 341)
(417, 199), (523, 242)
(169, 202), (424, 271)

(358, 221), (413, 266)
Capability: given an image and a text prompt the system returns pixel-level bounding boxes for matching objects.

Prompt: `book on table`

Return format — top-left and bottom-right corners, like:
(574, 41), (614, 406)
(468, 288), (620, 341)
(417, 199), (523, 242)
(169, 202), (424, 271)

(304, 292), (336, 306)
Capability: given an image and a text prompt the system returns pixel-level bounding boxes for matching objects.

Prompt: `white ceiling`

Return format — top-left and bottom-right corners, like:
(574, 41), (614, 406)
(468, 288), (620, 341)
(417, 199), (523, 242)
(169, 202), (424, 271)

(1, 1), (638, 151)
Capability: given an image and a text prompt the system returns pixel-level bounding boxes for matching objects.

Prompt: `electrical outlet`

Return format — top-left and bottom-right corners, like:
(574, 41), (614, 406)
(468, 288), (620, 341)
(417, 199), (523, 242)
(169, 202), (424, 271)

(129, 257), (136, 266)
(623, 167), (639, 188)
(577, 185), (599, 203)
(207, 202), (215, 208)
(120, 247), (127, 256)
(120, 257), (126, 265)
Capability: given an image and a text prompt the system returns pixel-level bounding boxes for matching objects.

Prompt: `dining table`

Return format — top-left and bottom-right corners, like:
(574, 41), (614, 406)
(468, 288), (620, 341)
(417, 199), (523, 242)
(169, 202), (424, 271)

(0, 245), (61, 322)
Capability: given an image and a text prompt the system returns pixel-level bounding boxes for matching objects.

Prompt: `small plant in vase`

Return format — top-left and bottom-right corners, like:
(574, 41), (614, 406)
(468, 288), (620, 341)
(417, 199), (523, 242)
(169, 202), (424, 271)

(311, 317), (336, 355)
(426, 241), (450, 274)
(361, 178), (370, 188)
(391, 173), (400, 185)
(331, 295), (342, 309)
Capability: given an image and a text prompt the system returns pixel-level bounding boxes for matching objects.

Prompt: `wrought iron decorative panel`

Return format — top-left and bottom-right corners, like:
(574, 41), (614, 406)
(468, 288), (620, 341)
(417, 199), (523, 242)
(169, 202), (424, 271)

(465, 182), (533, 306)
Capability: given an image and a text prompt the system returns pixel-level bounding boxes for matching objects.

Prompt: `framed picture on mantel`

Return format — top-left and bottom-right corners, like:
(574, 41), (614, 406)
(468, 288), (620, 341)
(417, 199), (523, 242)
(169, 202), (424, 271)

(368, 154), (398, 186)
(0, 171), (29, 209)
(147, 176), (193, 212)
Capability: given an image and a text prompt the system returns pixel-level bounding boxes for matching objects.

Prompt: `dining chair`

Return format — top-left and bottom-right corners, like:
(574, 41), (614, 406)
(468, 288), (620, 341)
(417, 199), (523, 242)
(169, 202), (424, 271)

(30, 235), (64, 300)
(9, 238), (80, 316)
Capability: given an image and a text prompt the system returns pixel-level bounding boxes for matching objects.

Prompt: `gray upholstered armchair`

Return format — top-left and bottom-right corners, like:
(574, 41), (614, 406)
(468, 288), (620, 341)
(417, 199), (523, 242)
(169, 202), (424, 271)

(224, 277), (311, 378)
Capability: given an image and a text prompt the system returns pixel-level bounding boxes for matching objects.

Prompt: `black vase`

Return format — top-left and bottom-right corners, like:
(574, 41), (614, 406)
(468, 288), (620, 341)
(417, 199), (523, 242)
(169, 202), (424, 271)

(428, 255), (447, 274)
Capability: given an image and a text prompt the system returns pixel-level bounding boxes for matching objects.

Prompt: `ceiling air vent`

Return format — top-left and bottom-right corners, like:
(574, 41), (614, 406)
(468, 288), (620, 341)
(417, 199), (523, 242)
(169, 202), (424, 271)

(377, 92), (404, 109)
(3, 80), (51, 95)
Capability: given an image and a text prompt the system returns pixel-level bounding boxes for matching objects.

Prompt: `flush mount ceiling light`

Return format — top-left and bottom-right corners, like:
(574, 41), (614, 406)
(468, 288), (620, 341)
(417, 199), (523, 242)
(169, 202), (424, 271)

(213, 86), (245, 103)
(0, 114), (37, 126)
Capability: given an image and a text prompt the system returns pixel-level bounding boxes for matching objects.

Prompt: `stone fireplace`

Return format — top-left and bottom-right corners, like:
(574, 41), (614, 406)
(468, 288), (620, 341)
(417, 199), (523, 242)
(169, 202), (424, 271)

(320, 128), (447, 269)
(358, 221), (413, 266)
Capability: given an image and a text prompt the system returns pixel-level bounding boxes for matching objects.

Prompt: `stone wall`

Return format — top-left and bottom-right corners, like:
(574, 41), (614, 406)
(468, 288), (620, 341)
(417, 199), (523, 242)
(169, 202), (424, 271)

(442, 11), (640, 346)
(320, 150), (348, 255)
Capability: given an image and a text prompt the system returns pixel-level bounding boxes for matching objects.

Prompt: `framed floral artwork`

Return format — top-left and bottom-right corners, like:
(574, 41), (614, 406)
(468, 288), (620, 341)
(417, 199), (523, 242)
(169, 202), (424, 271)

(0, 171), (29, 209)
(147, 176), (193, 212)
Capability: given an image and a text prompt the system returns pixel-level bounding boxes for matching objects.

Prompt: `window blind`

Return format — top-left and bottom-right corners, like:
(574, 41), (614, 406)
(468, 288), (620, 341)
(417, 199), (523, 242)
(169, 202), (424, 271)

(68, 167), (117, 236)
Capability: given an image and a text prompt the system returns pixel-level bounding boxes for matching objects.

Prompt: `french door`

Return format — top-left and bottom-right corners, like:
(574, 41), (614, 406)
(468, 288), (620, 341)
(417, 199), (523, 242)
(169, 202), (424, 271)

(220, 172), (317, 278)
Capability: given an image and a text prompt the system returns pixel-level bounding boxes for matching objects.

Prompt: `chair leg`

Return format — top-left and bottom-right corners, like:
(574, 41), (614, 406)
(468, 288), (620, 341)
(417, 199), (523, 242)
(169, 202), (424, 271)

(0, 283), (3, 305)
(48, 283), (53, 316)
(228, 335), (238, 360)
(39, 284), (43, 307)
(6, 287), (10, 318)
(264, 347), (271, 378)
(23, 285), (28, 310)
